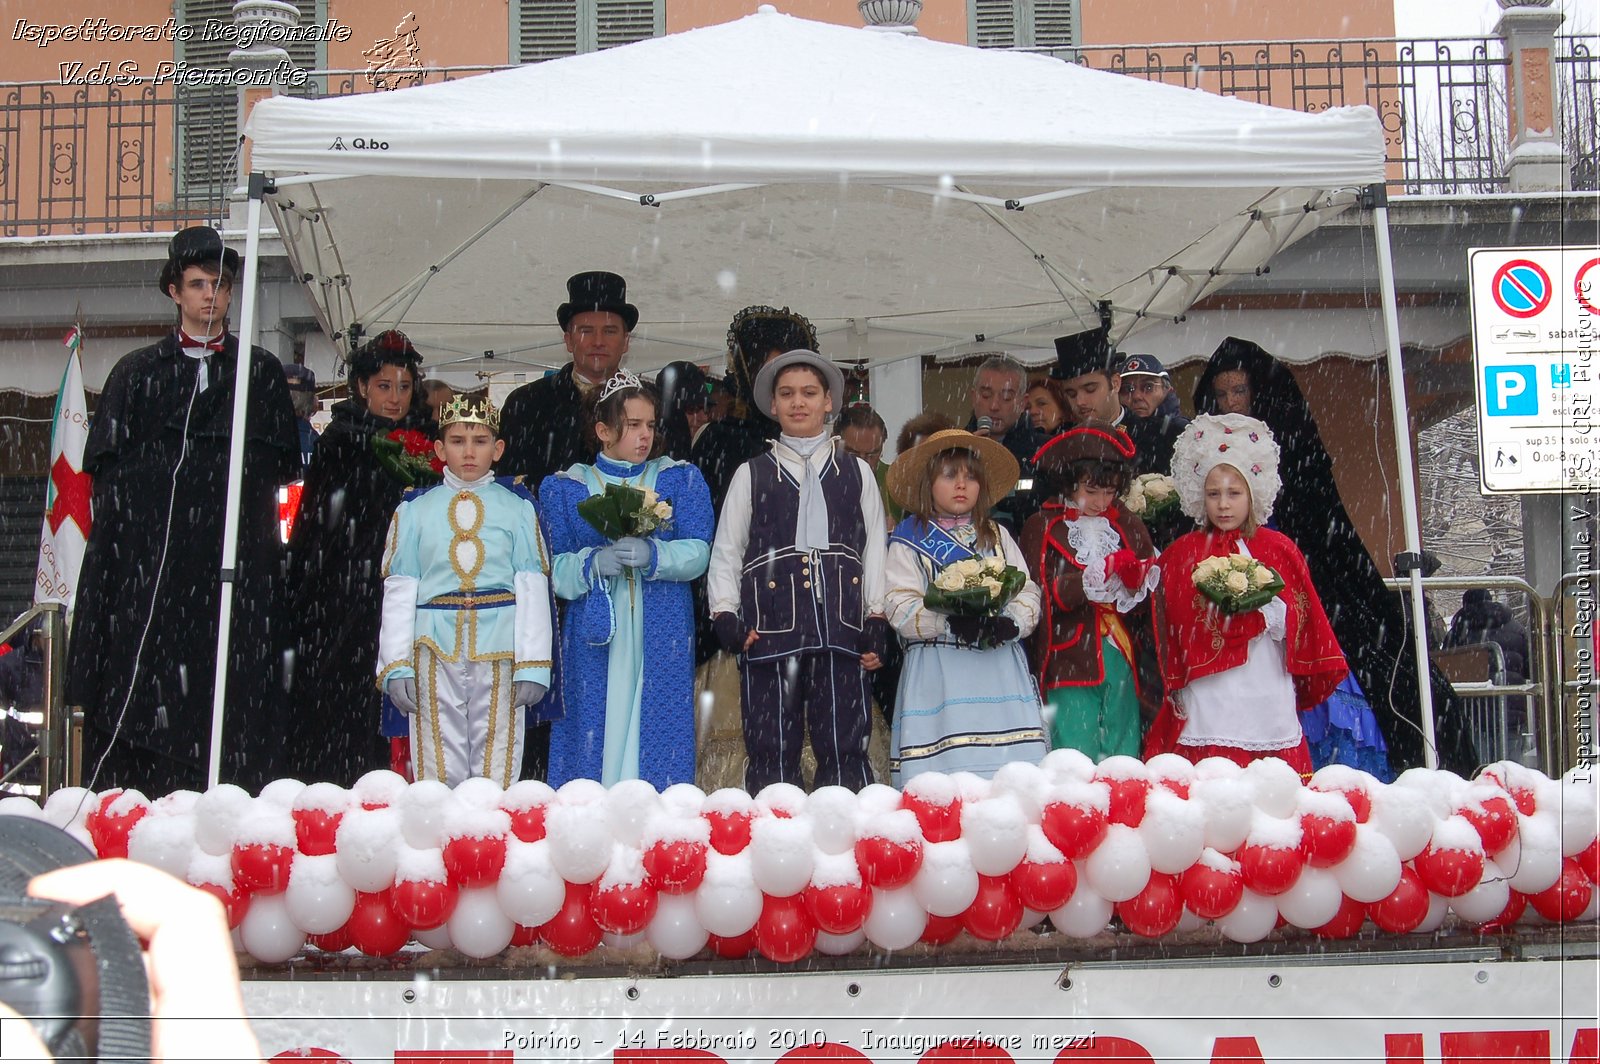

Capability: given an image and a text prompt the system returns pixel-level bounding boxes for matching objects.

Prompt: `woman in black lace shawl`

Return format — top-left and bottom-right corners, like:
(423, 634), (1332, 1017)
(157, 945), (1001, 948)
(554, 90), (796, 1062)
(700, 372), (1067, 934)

(1193, 337), (1476, 774)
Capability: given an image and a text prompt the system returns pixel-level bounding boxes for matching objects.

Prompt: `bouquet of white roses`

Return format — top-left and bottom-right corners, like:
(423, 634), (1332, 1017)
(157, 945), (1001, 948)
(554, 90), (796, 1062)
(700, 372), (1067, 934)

(1191, 553), (1284, 614)
(1122, 472), (1179, 520)
(926, 556), (1027, 617)
(578, 484), (673, 540)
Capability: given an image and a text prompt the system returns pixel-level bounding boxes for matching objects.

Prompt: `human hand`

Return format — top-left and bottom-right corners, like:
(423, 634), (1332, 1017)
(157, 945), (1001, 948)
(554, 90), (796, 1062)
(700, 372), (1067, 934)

(387, 676), (417, 715)
(592, 546), (624, 578)
(26, 859), (262, 1064)
(613, 537), (652, 568)
(513, 680), (547, 708)
(713, 612), (748, 655)
(946, 614), (985, 645)
(983, 615), (1020, 645)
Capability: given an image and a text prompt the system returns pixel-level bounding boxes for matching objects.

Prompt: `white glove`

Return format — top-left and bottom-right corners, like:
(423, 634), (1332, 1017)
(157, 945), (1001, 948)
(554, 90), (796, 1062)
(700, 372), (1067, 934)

(592, 546), (624, 578)
(613, 536), (652, 568)
(387, 677), (417, 715)
(513, 680), (547, 708)
(1259, 596), (1288, 641)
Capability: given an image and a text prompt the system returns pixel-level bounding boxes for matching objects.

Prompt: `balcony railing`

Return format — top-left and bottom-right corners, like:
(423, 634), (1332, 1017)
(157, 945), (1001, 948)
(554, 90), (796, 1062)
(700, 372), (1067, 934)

(1, 37), (1594, 237)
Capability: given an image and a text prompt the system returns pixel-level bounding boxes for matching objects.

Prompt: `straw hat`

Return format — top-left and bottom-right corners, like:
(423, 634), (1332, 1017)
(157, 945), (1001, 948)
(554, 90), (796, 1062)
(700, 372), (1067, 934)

(885, 429), (1021, 512)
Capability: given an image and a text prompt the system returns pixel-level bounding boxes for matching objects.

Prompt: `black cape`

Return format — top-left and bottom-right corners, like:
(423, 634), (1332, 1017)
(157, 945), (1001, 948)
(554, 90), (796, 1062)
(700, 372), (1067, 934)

(67, 333), (299, 794)
(284, 399), (433, 784)
(498, 364), (591, 488)
(1194, 338), (1476, 773)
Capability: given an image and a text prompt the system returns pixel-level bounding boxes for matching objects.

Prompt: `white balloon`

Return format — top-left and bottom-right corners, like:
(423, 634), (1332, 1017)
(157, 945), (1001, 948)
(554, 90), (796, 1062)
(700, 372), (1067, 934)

(606, 779), (663, 848)
(856, 784), (903, 818)
(646, 893), (709, 960)
(1333, 824), (1404, 903)
(660, 784), (707, 818)
(695, 852), (762, 937)
(1242, 758), (1302, 818)
(1138, 789), (1206, 875)
(333, 808), (402, 894)
(862, 887), (927, 951)
(807, 787), (860, 855)
(351, 769), (409, 809)
(814, 928), (867, 956)
(911, 840), (979, 917)
(413, 924), (453, 950)
(1039, 748), (1095, 784)
(1216, 888), (1278, 943)
(1415, 890), (1450, 933)
(603, 930), (647, 951)
(1020, 907), (1048, 930)
(556, 778), (608, 806)
(545, 803), (613, 884)
(1049, 883), (1112, 938)
(41, 788), (95, 829)
(399, 780), (459, 850)
(0, 796), (43, 819)
(1176, 907), (1205, 932)
(126, 812), (197, 878)
(1084, 825), (1151, 903)
(1276, 867), (1342, 929)
(258, 778), (306, 808)
(193, 785), (252, 856)
(963, 796), (1029, 877)
(284, 853), (357, 935)
(496, 840), (566, 928)
(1506, 814), (1563, 894)
(1578, 887), (1600, 923)
(1558, 784), (1598, 856)
(453, 777), (505, 810)
(1368, 786), (1437, 862)
(1192, 778), (1254, 854)
(750, 816), (815, 897)
(239, 893), (307, 963)
(447, 887), (515, 959)
(1449, 858), (1512, 924)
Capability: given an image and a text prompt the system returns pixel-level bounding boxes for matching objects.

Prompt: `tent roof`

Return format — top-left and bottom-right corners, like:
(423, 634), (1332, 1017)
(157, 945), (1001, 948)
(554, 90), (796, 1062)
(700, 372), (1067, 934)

(243, 10), (1385, 373)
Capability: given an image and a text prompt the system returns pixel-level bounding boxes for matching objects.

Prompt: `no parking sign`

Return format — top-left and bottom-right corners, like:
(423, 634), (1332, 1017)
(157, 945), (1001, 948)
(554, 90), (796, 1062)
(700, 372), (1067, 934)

(1468, 245), (1600, 494)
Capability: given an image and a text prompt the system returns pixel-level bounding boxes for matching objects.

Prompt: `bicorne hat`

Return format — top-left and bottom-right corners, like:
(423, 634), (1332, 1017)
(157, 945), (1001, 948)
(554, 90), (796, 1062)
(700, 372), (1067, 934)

(157, 225), (240, 294)
(1032, 419), (1136, 476)
(557, 271), (639, 332)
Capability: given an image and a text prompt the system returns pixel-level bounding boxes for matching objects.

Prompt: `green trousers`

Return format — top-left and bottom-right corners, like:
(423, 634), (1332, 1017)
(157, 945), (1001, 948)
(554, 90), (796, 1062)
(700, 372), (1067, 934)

(1045, 635), (1141, 761)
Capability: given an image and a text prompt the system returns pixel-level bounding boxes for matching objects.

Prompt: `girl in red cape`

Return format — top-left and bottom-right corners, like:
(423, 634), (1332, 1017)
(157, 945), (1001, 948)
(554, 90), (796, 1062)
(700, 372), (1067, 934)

(1143, 413), (1346, 777)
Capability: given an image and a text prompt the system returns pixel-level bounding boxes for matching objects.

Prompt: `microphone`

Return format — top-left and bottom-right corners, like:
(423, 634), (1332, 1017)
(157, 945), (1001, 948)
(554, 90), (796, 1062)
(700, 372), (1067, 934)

(975, 416), (994, 436)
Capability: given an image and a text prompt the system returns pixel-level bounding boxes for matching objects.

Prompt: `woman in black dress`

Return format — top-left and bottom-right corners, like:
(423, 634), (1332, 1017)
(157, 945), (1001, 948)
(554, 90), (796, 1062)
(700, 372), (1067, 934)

(286, 330), (436, 783)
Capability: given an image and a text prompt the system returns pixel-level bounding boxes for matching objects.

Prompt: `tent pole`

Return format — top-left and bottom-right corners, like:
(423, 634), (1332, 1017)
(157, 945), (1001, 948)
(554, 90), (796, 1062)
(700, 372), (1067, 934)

(1368, 183), (1439, 770)
(207, 175), (270, 789)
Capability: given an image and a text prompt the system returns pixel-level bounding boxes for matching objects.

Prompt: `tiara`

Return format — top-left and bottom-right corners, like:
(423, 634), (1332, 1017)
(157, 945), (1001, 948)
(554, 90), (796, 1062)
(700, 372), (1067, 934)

(438, 393), (500, 433)
(598, 369), (643, 403)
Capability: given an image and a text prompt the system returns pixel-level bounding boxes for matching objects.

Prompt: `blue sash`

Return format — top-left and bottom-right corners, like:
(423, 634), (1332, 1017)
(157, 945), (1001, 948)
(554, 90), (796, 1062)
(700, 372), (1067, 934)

(889, 516), (980, 570)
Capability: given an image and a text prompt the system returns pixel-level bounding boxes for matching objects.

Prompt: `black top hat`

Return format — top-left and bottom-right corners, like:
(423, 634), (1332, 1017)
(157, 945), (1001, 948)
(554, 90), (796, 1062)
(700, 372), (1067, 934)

(557, 271), (639, 332)
(157, 225), (240, 294)
(1117, 353), (1169, 379)
(1051, 326), (1117, 381)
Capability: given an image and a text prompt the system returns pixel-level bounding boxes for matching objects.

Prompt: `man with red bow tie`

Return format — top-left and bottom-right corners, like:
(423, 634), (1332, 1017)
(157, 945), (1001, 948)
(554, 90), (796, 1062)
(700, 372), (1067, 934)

(68, 226), (300, 795)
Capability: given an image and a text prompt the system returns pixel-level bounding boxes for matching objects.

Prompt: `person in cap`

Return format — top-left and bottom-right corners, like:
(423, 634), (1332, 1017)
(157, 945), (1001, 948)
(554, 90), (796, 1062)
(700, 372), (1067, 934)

(1143, 414), (1347, 777)
(882, 430), (1046, 784)
(499, 271), (639, 490)
(377, 393), (555, 787)
(67, 225), (300, 795)
(1020, 421), (1162, 761)
(706, 349), (890, 792)
(282, 363), (319, 468)
(1117, 353), (1190, 478)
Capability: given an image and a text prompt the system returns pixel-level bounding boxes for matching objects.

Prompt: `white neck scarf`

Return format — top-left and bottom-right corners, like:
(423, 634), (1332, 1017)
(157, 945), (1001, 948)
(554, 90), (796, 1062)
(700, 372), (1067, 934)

(780, 431), (832, 552)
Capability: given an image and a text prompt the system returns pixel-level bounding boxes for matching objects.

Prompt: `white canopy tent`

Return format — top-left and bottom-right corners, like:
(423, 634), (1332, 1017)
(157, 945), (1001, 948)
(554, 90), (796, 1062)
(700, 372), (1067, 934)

(213, 9), (1438, 782)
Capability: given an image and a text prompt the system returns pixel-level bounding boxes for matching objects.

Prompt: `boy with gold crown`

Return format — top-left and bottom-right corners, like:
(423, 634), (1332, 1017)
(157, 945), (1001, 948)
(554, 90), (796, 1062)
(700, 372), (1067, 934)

(377, 393), (556, 786)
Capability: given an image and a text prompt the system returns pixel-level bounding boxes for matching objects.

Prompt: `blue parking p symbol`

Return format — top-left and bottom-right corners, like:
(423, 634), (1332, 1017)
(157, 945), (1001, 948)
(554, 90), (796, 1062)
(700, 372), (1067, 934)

(1485, 365), (1537, 417)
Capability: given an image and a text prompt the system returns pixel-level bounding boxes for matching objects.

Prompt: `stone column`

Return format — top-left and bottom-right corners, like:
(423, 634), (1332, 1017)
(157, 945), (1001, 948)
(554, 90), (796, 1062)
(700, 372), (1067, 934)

(1495, 0), (1568, 193)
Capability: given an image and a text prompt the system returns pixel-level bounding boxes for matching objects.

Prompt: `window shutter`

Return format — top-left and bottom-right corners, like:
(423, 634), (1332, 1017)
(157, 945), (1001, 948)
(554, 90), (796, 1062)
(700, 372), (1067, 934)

(595, 0), (661, 50)
(1029, 0), (1075, 49)
(516, 0), (581, 61)
(971, 0), (1017, 49)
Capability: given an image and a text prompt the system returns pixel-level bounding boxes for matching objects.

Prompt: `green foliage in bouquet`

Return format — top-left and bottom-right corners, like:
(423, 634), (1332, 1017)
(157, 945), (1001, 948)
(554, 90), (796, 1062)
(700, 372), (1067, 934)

(578, 483), (672, 541)
(371, 429), (443, 488)
(1191, 553), (1285, 614)
(924, 556), (1028, 617)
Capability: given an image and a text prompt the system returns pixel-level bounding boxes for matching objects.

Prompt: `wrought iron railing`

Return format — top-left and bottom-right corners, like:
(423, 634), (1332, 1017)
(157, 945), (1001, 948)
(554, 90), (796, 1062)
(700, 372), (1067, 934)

(1, 38), (1594, 236)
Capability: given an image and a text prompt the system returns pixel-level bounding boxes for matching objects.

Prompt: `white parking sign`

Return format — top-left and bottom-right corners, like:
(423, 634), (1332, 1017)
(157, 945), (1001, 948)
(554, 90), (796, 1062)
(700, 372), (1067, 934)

(1468, 245), (1600, 493)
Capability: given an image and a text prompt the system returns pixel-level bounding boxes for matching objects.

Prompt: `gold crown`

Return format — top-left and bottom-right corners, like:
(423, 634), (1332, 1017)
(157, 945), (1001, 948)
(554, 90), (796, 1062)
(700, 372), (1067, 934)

(437, 393), (500, 433)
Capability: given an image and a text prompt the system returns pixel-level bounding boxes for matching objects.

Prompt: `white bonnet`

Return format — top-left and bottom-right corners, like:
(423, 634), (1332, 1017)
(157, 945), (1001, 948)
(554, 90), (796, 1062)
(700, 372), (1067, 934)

(1171, 413), (1281, 527)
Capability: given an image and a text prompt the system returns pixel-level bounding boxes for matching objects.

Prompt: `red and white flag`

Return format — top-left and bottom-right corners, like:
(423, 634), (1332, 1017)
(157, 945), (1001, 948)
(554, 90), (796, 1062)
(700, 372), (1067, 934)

(35, 328), (91, 612)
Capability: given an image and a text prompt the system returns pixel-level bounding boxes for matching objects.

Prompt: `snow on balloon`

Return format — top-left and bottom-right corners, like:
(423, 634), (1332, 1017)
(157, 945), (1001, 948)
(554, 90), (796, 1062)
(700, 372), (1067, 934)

(4, 758), (1593, 963)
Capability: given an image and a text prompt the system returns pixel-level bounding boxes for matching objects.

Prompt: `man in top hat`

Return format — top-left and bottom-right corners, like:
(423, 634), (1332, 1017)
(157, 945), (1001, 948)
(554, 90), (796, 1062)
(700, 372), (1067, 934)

(1117, 353), (1189, 478)
(67, 225), (300, 795)
(1052, 326), (1127, 430)
(499, 271), (638, 489)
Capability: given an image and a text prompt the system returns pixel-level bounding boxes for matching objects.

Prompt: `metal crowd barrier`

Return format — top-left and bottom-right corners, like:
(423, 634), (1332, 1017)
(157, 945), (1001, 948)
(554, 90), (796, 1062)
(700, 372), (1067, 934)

(0, 603), (77, 797)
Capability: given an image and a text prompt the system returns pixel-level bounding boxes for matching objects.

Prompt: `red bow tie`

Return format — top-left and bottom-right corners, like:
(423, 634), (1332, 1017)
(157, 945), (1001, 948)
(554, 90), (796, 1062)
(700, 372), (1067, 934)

(178, 330), (226, 352)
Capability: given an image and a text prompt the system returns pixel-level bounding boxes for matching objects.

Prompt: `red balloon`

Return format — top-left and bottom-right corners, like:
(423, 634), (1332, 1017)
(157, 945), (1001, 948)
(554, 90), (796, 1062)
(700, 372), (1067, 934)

(707, 927), (758, 958)
(643, 839), (709, 894)
(86, 791), (149, 859)
(540, 882), (603, 957)
(1367, 866), (1429, 933)
(901, 793), (962, 843)
(920, 912), (964, 945)
(1578, 837), (1600, 885)
(1459, 796), (1518, 855)
(390, 877), (459, 930)
(232, 842), (294, 895)
(1116, 872), (1183, 938)
(1040, 801), (1108, 860)
(292, 809), (343, 856)
(1300, 814), (1357, 868)
(359, 800), (389, 811)
(1097, 777), (1150, 828)
(1477, 890), (1527, 933)
(442, 835), (507, 888)
(510, 923), (541, 947)
(1180, 862), (1244, 921)
(1010, 858), (1077, 913)
(755, 894), (817, 963)
(307, 926), (352, 953)
(344, 890), (411, 956)
(854, 835), (923, 890)
(195, 881), (247, 929)
(1527, 858), (1594, 923)
(1153, 777), (1190, 800)
(706, 811), (754, 855)
(962, 874), (1024, 942)
(1412, 844), (1485, 898)
(1509, 788), (1537, 816)
(591, 880), (659, 936)
(803, 882), (873, 935)
(1312, 894), (1367, 939)
(504, 805), (547, 843)
(1237, 843), (1304, 896)
(1311, 784), (1371, 824)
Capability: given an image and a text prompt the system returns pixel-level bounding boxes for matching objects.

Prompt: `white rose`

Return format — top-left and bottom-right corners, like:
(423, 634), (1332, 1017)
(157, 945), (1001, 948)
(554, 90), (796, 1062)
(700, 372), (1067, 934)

(1225, 571), (1250, 594)
(1229, 554), (1252, 571)
(641, 486), (658, 507)
(1125, 487), (1147, 514)
(954, 559), (983, 580)
(1149, 477), (1175, 499)
(935, 568), (965, 592)
(984, 557), (1006, 574)
(1249, 565), (1272, 588)
(980, 576), (1003, 600)
(653, 500), (673, 520)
